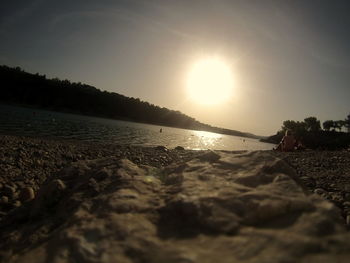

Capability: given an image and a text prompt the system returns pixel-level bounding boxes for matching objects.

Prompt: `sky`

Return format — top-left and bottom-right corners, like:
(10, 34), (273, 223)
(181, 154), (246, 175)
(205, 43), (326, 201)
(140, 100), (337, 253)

(1, 0), (349, 136)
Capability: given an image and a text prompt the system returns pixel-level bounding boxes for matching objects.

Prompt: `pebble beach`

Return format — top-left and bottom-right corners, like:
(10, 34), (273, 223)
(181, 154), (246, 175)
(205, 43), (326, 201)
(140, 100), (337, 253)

(0, 135), (203, 219)
(1, 134), (350, 262)
(1, 134), (349, 225)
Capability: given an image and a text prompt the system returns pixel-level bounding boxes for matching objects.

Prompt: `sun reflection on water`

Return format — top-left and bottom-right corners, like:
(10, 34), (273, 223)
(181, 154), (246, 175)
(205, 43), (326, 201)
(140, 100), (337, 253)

(192, 130), (222, 149)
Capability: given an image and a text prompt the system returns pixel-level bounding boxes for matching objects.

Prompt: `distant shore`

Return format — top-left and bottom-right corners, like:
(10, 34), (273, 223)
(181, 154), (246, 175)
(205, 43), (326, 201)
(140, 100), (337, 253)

(0, 134), (349, 225)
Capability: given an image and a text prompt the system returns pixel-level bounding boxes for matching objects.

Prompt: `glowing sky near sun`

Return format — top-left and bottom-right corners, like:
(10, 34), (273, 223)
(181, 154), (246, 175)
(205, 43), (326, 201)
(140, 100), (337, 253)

(0, 0), (349, 135)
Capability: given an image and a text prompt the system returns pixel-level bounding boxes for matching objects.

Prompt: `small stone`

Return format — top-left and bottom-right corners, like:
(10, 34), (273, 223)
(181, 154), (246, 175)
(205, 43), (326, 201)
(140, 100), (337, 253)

(197, 151), (221, 162)
(314, 188), (326, 195)
(175, 146), (185, 151)
(12, 200), (21, 208)
(155, 145), (168, 152)
(343, 201), (350, 207)
(1, 196), (9, 204)
(19, 187), (35, 202)
(94, 168), (112, 181)
(3, 185), (16, 198)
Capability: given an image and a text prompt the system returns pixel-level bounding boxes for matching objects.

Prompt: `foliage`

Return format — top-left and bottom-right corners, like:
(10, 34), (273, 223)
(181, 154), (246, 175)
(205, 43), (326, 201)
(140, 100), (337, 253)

(282, 120), (306, 138)
(346, 114), (350, 132)
(303, 117), (321, 132)
(322, 120), (334, 131)
(0, 65), (257, 139)
(334, 120), (346, 132)
(263, 115), (350, 149)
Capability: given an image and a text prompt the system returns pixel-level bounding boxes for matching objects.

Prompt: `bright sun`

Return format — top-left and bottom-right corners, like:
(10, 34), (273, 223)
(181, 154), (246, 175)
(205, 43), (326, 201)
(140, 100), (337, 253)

(186, 57), (234, 105)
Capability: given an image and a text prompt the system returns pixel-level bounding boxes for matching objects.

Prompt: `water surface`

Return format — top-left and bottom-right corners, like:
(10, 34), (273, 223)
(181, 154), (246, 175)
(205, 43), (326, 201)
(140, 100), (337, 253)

(0, 104), (274, 151)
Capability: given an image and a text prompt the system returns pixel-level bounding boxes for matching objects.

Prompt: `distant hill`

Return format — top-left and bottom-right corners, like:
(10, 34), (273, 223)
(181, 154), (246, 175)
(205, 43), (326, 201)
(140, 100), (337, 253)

(0, 65), (260, 139)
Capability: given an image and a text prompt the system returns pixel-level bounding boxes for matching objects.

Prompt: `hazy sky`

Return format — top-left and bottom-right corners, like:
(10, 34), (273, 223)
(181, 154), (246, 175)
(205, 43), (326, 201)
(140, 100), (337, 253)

(1, 0), (349, 135)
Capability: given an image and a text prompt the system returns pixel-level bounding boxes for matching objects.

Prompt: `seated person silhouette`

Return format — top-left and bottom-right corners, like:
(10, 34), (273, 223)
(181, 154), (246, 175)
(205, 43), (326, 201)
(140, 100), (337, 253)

(275, 130), (296, 152)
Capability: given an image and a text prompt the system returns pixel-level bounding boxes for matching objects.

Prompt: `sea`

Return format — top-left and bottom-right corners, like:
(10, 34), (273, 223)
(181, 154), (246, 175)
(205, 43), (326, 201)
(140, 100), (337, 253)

(0, 104), (274, 151)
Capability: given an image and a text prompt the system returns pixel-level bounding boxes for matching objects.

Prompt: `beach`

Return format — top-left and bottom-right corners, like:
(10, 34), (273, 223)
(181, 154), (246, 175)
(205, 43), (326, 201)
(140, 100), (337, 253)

(0, 135), (203, 218)
(1, 135), (350, 262)
(1, 135), (349, 221)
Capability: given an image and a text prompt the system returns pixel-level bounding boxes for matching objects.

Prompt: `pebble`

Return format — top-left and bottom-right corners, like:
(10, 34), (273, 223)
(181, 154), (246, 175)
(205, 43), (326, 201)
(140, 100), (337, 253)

(3, 185), (16, 198)
(19, 187), (35, 202)
(175, 146), (185, 151)
(1, 196), (9, 204)
(331, 193), (344, 202)
(347, 215), (350, 226)
(155, 146), (168, 152)
(314, 188), (327, 195)
(12, 200), (21, 208)
(343, 201), (350, 207)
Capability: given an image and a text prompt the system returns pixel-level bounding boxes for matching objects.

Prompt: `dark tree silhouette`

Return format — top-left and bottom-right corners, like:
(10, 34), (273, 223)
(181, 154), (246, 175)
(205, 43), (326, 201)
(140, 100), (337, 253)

(263, 115), (350, 149)
(334, 120), (346, 132)
(345, 114), (350, 133)
(281, 120), (306, 138)
(304, 117), (321, 132)
(322, 120), (334, 131)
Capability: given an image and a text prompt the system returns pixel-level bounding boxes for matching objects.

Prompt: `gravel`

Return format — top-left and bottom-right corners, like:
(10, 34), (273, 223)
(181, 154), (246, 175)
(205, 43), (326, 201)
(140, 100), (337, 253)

(1, 134), (349, 227)
(0, 135), (203, 219)
(272, 149), (350, 225)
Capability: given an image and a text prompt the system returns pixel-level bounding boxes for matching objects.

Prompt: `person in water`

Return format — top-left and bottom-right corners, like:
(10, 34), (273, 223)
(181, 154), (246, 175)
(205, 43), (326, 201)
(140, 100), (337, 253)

(275, 130), (296, 152)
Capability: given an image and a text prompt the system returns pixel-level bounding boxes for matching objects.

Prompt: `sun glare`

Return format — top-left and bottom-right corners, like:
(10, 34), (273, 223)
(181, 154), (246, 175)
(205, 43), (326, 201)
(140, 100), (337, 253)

(186, 57), (234, 105)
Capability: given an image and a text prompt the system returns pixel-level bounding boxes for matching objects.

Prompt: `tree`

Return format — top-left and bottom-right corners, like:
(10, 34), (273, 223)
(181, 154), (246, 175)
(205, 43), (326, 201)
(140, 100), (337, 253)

(334, 120), (346, 132)
(345, 114), (350, 133)
(282, 120), (306, 138)
(304, 117), (321, 132)
(323, 120), (334, 131)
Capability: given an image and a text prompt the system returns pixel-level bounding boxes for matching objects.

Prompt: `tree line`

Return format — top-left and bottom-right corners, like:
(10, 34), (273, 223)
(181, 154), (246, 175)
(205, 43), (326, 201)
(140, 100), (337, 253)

(262, 115), (350, 149)
(0, 65), (258, 139)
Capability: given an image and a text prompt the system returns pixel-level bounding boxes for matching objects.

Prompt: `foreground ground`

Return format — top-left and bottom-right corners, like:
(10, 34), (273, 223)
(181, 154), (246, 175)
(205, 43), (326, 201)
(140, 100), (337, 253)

(1, 135), (349, 223)
(0, 135), (202, 219)
(272, 150), (350, 224)
(0, 135), (350, 262)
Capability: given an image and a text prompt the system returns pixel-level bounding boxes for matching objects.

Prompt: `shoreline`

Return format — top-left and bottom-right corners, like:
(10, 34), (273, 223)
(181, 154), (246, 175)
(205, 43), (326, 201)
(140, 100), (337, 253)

(0, 134), (349, 225)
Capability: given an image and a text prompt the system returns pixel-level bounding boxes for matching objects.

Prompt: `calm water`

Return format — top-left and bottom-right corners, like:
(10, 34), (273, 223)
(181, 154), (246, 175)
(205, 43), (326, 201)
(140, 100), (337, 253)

(0, 104), (274, 151)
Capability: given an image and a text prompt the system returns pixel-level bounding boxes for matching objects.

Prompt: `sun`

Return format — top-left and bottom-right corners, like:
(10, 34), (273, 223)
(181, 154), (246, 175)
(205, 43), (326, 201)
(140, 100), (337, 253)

(186, 57), (234, 105)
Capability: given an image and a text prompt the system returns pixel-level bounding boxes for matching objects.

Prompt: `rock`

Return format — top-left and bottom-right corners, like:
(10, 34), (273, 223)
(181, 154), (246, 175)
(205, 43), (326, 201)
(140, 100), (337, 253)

(19, 187), (35, 202)
(314, 188), (327, 195)
(30, 179), (66, 218)
(331, 193), (344, 204)
(347, 215), (350, 226)
(2, 185), (16, 199)
(155, 145), (168, 152)
(12, 200), (21, 208)
(196, 151), (221, 162)
(1, 152), (350, 263)
(343, 201), (350, 207)
(175, 146), (185, 151)
(1, 196), (9, 204)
